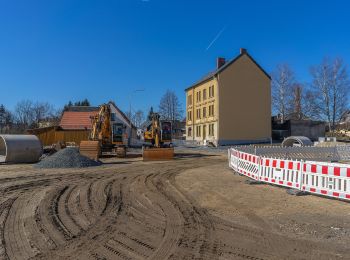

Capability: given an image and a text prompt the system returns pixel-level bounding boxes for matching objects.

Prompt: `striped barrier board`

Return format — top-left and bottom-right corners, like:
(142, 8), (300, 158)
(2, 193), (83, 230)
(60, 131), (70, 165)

(229, 148), (239, 171)
(237, 151), (260, 180)
(302, 161), (350, 200)
(228, 147), (350, 202)
(259, 158), (301, 189)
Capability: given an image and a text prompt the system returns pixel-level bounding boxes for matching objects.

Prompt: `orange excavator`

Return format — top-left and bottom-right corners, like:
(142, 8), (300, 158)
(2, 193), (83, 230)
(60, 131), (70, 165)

(142, 112), (174, 161)
(80, 104), (126, 160)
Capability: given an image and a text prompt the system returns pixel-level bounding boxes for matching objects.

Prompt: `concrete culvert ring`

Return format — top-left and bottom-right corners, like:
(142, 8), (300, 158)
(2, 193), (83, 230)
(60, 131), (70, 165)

(0, 136), (7, 162)
(281, 136), (313, 147)
(0, 135), (43, 163)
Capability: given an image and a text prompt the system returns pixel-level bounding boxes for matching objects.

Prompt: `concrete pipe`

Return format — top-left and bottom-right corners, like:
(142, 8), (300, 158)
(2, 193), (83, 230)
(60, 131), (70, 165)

(0, 135), (43, 163)
(281, 136), (313, 147)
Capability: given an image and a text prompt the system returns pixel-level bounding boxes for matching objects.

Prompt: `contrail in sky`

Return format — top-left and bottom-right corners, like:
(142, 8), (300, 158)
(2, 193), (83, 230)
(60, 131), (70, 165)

(206, 26), (227, 51)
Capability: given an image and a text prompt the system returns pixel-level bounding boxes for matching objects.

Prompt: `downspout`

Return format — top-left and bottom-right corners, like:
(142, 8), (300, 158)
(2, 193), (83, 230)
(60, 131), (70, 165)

(216, 74), (220, 146)
(192, 87), (195, 141)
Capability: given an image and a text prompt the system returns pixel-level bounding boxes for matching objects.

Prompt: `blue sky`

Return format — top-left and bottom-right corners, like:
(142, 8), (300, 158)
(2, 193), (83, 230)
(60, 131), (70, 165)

(1, 0), (350, 115)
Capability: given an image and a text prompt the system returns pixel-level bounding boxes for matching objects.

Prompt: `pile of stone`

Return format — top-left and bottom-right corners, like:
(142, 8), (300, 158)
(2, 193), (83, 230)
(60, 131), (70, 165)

(35, 147), (101, 168)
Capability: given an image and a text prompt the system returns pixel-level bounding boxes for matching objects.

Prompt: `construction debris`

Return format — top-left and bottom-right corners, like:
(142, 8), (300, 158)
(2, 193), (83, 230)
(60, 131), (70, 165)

(34, 147), (101, 169)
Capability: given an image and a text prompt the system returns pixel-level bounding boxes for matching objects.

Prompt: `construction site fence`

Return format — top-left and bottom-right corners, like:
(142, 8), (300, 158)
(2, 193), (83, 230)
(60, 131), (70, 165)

(228, 146), (350, 201)
(236, 145), (350, 162)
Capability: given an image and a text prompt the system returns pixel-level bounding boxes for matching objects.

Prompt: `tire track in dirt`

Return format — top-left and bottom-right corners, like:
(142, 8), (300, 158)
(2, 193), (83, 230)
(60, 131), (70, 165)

(0, 197), (16, 260)
(0, 154), (344, 259)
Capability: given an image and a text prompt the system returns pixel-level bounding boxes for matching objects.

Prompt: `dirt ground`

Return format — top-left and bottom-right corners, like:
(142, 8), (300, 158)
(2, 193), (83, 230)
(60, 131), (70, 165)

(0, 148), (349, 260)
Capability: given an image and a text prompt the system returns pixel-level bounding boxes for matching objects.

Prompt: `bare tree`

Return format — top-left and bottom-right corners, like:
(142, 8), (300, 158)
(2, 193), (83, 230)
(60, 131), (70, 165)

(14, 100), (34, 129)
(272, 64), (295, 123)
(158, 90), (183, 125)
(290, 84), (303, 120)
(302, 89), (321, 120)
(310, 58), (350, 130)
(32, 102), (55, 126)
(132, 110), (145, 128)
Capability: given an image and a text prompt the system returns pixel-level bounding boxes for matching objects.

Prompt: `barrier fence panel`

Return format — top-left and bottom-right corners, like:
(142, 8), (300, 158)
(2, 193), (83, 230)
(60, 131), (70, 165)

(237, 151), (260, 180)
(228, 146), (350, 202)
(229, 148), (239, 171)
(302, 161), (350, 200)
(259, 157), (302, 189)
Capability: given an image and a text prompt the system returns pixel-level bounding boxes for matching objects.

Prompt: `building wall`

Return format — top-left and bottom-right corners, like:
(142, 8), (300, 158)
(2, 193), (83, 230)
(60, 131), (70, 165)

(186, 78), (219, 144)
(290, 120), (325, 141)
(218, 54), (271, 144)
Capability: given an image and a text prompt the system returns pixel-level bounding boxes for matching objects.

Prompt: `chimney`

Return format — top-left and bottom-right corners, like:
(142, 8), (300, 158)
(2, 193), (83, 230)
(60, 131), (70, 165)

(217, 57), (226, 69)
(240, 48), (247, 54)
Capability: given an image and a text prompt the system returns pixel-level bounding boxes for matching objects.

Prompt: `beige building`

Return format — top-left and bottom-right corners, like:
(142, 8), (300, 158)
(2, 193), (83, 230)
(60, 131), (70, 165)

(185, 48), (271, 146)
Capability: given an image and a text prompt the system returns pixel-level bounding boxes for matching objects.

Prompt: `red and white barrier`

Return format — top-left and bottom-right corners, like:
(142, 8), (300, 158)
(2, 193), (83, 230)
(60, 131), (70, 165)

(228, 147), (350, 202)
(236, 151), (260, 180)
(259, 157), (301, 189)
(302, 161), (350, 200)
(229, 148), (239, 171)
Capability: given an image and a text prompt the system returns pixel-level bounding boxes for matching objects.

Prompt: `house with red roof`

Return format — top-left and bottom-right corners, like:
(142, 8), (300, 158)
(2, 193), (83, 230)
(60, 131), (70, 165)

(28, 102), (137, 146)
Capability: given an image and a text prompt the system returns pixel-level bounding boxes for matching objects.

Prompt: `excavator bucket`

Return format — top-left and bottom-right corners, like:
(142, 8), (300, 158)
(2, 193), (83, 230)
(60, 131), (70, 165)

(80, 141), (101, 161)
(142, 147), (174, 161)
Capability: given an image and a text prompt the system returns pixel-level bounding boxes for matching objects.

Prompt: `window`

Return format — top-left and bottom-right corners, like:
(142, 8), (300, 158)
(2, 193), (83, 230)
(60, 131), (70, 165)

(196, 125), (201, 137)
(209, 105), (214, 116)
(196, 108), (201, 119)
(209, 124), (214, 136)
(111, 113), (116, 121)
(188, 127), (192, 137)
(187, 95), (192, 106)
(203, 107), (206, 118)
(187, 111), (192, 121)
(196, 91), (201, 102)
(209, 85), (214, 98)
(203, 89), (207, 100)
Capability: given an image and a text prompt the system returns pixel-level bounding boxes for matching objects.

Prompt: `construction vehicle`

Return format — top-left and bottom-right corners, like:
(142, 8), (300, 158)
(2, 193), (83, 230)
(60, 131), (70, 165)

(142, 112), (174, 161)
(80, 104), (127, 160)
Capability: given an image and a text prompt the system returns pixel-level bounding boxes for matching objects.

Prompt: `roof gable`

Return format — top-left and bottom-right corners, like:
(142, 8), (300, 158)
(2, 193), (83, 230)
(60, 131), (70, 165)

(108, 101), (136, 129)
(186, 50), (271, 91)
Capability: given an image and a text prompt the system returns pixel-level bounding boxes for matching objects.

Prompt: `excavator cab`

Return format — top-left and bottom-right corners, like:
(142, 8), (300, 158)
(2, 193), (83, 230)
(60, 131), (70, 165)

(112, 123), (124, 144)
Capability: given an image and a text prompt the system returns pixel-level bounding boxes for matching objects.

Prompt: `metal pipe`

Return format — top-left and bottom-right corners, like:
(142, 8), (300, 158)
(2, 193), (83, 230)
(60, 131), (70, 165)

(0, 135), (43, 163)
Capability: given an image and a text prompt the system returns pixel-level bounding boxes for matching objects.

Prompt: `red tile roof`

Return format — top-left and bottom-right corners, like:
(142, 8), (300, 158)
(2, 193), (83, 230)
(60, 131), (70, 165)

(59, 111), (98, 130)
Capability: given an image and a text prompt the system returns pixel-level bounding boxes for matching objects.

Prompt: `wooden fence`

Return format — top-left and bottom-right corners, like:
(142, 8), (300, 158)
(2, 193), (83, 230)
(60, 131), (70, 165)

(28, 127), (89, 146)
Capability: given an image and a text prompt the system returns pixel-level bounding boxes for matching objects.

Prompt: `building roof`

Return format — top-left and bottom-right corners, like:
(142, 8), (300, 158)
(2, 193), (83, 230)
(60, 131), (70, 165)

(59, 103), (136, 130)
(185, 49), (271, 91)
(59, 111), (97, 130)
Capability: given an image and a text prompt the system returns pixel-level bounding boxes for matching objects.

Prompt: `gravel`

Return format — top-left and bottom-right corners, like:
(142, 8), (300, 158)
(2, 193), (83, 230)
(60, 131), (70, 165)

(34, 147), (102, 168)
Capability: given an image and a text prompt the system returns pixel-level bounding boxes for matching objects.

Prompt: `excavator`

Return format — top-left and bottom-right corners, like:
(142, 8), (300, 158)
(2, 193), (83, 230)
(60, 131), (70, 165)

(142, 112), (174, 161)
(80, 104), (126, 160)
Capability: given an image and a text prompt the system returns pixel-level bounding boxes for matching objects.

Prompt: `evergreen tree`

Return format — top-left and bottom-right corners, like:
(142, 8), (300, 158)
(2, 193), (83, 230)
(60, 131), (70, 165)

(147, 107), (154, 121)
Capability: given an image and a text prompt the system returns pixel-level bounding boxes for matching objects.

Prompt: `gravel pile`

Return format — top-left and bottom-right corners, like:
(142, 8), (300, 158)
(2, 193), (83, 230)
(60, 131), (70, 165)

(34, 147), (102, 168)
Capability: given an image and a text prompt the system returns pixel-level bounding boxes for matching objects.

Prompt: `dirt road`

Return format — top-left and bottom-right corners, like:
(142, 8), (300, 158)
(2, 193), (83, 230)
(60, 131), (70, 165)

(0, 150), (349, 259)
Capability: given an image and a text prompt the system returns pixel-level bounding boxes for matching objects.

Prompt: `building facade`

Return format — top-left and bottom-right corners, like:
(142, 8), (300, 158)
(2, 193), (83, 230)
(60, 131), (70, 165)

(185, 48), (271, 146)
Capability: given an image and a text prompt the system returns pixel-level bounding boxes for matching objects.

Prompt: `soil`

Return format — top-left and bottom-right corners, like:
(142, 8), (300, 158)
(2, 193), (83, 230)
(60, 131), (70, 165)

(0, 148), (349, 259)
